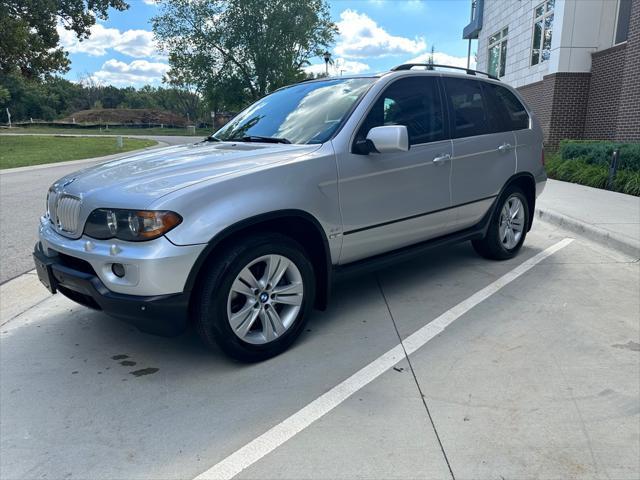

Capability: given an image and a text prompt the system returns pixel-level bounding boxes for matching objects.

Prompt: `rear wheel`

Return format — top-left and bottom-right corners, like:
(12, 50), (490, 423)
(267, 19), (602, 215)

(194, 233), (315, 362)
(472, 187), (529, 260)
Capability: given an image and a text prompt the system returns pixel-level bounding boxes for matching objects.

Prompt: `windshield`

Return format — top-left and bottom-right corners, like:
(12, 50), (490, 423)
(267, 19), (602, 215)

(213, 78), (375, 144)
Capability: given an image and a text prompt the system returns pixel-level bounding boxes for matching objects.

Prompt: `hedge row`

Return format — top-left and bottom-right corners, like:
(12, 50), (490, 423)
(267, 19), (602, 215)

(546, 155), (640, 196)
(559, 140), (640, 172)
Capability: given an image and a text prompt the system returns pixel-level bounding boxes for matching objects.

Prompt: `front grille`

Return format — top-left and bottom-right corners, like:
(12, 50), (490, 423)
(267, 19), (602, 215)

(50, 193), (81, 234)
(47, 189), (58, 220)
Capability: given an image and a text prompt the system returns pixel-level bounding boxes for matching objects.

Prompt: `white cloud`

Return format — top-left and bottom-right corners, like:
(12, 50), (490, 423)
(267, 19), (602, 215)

(57, 23), (163, 59)
(91, 59), (170, 86)
(304, 58), (370, 76)
(142, 0), (157, 4)
(406, 51), (477, 70)
(335, 9), (426, 59)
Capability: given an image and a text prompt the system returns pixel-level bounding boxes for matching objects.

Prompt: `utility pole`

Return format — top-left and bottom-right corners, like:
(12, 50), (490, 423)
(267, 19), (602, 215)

(6, 108), (11, 128)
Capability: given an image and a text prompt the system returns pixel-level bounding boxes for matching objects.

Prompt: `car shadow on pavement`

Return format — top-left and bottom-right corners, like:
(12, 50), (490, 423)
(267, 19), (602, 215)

(3, 236), (552, 377)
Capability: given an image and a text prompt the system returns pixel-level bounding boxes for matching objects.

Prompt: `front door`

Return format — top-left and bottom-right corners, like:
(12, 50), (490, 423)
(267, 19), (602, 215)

(337, 76), (454, 264)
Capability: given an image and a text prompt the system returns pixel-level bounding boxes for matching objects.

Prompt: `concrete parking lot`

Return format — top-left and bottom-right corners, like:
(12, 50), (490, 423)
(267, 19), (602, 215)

(1, 221), (638, 480)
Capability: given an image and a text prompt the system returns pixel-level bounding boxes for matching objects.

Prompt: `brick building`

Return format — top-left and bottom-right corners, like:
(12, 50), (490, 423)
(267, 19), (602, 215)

(463, 0), (639, 147)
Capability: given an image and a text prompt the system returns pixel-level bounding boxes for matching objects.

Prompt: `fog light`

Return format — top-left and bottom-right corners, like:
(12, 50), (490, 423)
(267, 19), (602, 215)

(112, 263), (125, 278)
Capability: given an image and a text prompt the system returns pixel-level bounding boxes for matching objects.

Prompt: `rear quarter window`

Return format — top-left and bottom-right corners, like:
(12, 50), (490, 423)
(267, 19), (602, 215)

(483, 83), (530, 131)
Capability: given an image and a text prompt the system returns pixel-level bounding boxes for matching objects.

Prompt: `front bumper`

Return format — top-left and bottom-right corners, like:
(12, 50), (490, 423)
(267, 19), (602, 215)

(34, 243), (190, 336)
(38, 217), (206, 296)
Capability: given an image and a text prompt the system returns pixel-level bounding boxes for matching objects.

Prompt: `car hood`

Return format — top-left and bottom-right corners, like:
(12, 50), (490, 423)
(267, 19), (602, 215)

(54, 141), (321, 208)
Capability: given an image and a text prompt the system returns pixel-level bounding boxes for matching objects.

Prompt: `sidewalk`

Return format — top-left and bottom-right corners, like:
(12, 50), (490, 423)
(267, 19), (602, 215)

(536, 179), (640, 258)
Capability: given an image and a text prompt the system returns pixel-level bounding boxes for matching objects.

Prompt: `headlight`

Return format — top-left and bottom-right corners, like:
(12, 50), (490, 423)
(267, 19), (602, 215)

(84, 209), (182, 241)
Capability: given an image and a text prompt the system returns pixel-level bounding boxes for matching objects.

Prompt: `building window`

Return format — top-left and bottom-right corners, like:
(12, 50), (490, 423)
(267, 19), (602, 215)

(531, 0), (554, 65)
(488, 27), (508, 78)
(615, 0), (632, 44)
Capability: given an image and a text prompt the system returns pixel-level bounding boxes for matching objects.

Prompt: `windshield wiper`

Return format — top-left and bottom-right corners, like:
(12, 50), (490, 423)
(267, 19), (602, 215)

(227, 135), (291, 144)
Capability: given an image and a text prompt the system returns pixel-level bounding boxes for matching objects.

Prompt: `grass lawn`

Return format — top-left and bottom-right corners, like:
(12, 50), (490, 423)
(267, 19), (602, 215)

(0, 135), (158, 169)
(4, 126), (212, 137)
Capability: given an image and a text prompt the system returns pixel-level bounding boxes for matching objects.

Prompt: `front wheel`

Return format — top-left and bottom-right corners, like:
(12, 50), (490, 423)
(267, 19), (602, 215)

(194, 233), (316, 362)
(472, 187), (529, 260)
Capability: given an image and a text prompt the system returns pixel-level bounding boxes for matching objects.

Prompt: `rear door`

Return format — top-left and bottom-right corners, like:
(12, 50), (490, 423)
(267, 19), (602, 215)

(483, 82), (535, 173)
(444, 77), (516, 230)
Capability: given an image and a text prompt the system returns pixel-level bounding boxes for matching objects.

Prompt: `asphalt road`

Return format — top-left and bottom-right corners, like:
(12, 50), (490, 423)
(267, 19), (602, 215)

(0, 135), (203, 283)
(2, 222), (638, 480)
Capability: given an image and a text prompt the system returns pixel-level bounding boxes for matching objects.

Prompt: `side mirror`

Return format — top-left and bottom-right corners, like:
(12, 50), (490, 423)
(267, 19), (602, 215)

(366, 125), (409, 154)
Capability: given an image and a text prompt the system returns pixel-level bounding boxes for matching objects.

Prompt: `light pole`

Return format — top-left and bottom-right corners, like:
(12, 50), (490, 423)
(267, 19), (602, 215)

(323, 51), (331, 76)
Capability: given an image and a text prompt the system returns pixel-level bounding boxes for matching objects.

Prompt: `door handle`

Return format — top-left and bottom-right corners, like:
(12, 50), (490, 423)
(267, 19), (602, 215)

(498, 143), (513, 152)
(433, 153), (451, 165)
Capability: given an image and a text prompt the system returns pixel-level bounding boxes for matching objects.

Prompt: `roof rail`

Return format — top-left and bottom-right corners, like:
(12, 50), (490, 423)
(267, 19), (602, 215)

(390, 63), (499, 81)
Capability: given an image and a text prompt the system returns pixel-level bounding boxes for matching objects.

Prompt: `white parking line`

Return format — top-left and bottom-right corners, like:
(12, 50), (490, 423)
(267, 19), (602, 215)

(194, 238), (574, 480)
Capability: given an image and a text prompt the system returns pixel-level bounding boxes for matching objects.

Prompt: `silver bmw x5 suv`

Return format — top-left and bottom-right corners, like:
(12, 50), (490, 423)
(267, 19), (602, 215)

(34, 64), (546, 361)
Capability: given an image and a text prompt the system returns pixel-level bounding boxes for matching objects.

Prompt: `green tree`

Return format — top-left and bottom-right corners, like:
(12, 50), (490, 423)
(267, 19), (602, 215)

(0, 0), (129, 78)
(152, 0), (336, 111)
(0, 73), (83, 121)
(0, 85), (10, 107)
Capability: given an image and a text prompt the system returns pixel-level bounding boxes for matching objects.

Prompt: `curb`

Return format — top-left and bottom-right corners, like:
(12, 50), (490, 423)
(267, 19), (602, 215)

(0, 141), (168, 175)
(536, 207), (640, 259)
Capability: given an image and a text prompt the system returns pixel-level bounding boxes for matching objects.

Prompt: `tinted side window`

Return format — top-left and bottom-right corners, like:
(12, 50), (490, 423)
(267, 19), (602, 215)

(358, 77), (446, 145)
(443, 77), (495, 138)
(485, 83), (530, 131)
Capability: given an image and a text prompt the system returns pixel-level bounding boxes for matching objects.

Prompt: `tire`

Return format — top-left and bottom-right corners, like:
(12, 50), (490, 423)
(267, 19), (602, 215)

(472, 187), (530, 260)
(193, 232), (316, 362)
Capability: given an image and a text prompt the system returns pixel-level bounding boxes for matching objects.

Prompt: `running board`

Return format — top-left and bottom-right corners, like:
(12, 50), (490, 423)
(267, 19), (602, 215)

(333, 225), (485, 280)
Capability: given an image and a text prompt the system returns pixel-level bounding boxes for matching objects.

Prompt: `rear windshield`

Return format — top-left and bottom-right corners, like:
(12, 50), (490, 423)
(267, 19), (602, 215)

(215, 78), (375, 144)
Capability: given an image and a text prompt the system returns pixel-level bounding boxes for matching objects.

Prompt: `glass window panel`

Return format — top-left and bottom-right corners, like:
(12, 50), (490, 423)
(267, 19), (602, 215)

(615, 0), (632, 44)
(484, 83), (530, 131)
(546, 0), (555, 12)
(360, 77), (446, 145)
(383, 98), (398, 124)
(542, 14), (553, 61)
(535, 4), (544, 17)
(489, 32), (501, 44)
(502, 27), (509, 37)
(488, 44), (500, 77)
(532, 20), (542, 65)
(443, 78), (492, 138)
(500, 40), (508, 77)
(215, 78), (374, 144)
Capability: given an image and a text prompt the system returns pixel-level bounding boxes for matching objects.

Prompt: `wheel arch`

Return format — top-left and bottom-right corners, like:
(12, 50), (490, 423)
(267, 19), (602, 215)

(183, 209), (332, 311)
(502, 172), (536, 231)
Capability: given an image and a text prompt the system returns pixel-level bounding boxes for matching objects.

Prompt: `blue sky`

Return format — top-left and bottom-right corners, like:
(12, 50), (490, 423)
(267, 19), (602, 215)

(59, 0), (477, 87)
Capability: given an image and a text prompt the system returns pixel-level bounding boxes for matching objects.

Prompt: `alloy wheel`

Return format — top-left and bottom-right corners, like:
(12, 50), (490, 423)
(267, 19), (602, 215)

(499, 195), (525, 250)
(226, 254), (304, 345)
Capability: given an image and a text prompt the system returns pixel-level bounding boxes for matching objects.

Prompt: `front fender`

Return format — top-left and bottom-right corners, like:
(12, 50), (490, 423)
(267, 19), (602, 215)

(151, 142), (343, 263)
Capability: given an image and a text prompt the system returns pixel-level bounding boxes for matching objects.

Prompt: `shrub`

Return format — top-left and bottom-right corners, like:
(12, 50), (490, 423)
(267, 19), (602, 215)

(545, 153), (640, 196)
(613, 169), (640, 197)
(559, 140), (640, 171)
